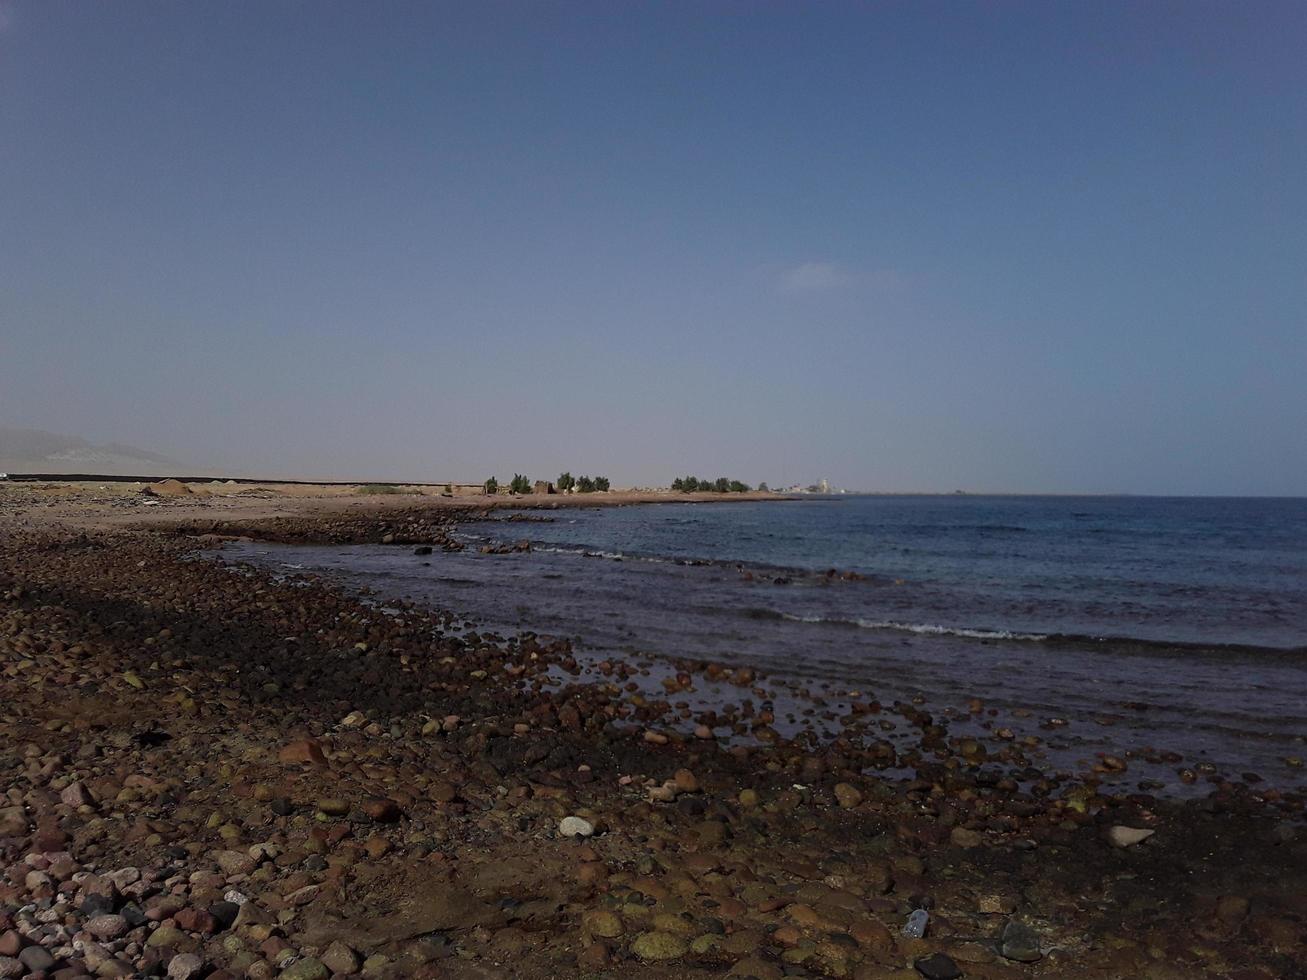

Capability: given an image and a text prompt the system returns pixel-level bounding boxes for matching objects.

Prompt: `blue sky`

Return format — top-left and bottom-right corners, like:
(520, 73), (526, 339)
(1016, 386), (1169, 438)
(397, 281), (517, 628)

(1, 1), (1304, 493)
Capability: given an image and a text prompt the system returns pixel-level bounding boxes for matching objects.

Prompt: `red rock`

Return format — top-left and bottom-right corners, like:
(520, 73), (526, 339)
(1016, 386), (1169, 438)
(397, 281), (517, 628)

(277, 739), (328, 766)
(175, 907), (218, 934)
(363, 799), (401, 823)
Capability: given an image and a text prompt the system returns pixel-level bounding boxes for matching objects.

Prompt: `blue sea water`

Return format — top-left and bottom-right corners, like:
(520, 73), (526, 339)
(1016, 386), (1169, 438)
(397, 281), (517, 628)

(228, 495), (1307, 790)
(487, 494), (1307, 651)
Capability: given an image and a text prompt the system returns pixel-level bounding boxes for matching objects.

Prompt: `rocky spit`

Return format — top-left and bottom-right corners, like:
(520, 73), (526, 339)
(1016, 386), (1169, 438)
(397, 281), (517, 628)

(0, 496), (1305, 978)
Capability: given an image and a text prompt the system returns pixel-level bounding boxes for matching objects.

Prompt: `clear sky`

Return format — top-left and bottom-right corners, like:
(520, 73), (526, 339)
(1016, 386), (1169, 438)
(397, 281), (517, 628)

(2, 2), (1304, 493)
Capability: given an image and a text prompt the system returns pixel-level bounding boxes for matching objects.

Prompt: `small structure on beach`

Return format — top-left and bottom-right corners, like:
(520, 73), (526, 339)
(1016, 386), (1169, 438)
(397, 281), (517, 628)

(533, 480), (555, 495)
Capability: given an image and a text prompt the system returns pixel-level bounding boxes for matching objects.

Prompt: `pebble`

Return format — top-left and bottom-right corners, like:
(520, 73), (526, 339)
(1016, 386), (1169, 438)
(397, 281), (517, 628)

(949, 826), (982, 848)
(1000, 918), (1042, 962)
(167, 952), (205, 979)
(583, 910), (624, 938)
(18, 946), (55, 972)
(834, 782), (863, 808)
(320, 941), (361, 974)
(1107, 825), (1156, 848)
(280, 957), (329, 980)
(631, 931), (688, 961)
(914, 952), (962, 979)
(85, 914), (129, 940)
(559, 816), (595, 838)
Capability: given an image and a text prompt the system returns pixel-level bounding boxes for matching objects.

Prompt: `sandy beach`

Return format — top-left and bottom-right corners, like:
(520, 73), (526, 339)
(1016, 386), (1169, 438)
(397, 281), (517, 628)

(0, 479), (1302, 979)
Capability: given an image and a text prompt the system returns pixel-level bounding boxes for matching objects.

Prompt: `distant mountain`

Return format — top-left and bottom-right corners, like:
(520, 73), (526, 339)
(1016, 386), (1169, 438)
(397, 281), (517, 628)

(0, 426), (187, 475)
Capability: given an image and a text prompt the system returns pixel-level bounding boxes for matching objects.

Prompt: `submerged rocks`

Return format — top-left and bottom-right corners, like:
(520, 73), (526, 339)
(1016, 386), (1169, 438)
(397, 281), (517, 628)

(914, 952), (962, 979)
(834, 782), (863, 809)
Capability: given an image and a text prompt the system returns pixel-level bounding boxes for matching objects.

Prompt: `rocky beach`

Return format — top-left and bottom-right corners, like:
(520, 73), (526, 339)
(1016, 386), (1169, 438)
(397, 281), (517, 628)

(1, 482), (1304, 980)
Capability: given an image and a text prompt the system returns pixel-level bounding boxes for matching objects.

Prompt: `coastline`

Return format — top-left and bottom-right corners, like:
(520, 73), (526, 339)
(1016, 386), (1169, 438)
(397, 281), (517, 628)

(1, 488), (1304, 978)
(0, 478), (788, 536)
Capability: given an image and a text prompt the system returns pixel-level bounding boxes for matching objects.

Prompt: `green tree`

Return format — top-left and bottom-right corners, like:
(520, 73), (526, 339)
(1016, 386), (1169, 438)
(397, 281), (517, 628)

(576, 475), (597, 493)
(594, 476), (610, 491)
(729, 480), (750, 493)
(557, 472), (575, 492)
(484, 476), (499, 495)
(758, 482), (769, 492)
(713, 477), (731, 493)
(509, 474), (531, 494)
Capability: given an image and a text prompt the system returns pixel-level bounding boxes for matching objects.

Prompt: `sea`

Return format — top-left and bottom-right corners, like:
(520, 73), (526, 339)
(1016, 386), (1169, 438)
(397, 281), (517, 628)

(226, 494), (1307, 795)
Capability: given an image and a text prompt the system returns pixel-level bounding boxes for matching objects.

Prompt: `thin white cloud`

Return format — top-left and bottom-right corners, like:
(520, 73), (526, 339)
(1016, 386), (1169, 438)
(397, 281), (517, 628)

(778, 261), (849, 293)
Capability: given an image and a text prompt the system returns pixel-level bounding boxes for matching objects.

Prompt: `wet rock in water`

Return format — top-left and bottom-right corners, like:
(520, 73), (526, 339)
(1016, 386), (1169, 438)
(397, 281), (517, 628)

(914, 952), (962, 979)
(999, 919), (1042, 962)
(279, 958), (328, 980)
(320, 941), (361, 974)
(559, 816), (595, 838)
(1107, 825), (1155, 847)
(632, 931), (688, 961)
(834, 782), (863, 808)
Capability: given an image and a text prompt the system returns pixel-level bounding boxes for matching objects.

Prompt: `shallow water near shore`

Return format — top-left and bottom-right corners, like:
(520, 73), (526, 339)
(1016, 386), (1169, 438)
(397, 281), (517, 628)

(227, 494), (1307, 795)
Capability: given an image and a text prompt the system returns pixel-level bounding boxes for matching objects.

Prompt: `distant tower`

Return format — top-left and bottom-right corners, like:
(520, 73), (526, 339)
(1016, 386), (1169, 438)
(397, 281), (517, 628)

(819, 478), (830, 494)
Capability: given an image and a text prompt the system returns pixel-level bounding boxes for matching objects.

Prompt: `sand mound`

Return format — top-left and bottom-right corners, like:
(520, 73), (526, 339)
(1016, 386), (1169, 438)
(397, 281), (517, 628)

(140, 479), (193, 497)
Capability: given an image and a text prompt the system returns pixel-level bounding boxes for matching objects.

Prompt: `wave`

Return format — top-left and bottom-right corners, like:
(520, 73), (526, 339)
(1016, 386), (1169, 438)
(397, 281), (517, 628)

(778, 613), (1049, 642)
(770, 612), (1307, 657)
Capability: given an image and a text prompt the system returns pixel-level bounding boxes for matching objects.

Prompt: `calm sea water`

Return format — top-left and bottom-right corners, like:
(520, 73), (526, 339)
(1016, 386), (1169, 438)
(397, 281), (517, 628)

(228, 495), (1307, 791)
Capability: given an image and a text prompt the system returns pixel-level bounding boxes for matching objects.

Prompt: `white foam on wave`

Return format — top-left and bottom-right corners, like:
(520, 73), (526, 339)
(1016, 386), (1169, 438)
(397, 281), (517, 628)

(779, 613), (1048, 642)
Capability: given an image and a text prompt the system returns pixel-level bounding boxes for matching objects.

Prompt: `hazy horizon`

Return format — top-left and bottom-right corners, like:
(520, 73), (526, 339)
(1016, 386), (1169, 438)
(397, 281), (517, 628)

(2, 2), (1305, 495)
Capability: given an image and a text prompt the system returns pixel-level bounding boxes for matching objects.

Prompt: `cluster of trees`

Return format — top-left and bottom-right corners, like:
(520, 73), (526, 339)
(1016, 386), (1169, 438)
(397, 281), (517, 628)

(671, 476), (752, 493)
(559, 472), (609, 493)
(484, 473), (611, 494)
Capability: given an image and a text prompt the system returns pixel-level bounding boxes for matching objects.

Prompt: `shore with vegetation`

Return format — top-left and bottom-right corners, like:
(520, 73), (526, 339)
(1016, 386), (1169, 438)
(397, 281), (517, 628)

(0, 480), (1303, 980)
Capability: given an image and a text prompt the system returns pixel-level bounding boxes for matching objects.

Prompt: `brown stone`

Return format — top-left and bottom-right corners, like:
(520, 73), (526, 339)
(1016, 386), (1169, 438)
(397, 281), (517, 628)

(277, 739), (328, 766)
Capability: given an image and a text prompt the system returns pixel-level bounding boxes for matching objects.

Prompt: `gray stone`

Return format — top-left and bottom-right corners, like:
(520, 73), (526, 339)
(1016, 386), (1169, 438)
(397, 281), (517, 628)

(85, 914), (130, 941)
(167, 952), (205, 980)
(1000, 918), (1042, 962)
(18, 945), (55, 972)
(559, 816), (594, 838)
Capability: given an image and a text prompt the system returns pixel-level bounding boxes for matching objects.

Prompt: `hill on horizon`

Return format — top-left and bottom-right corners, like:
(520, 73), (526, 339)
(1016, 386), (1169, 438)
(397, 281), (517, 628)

(0, 425), (192, 477)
